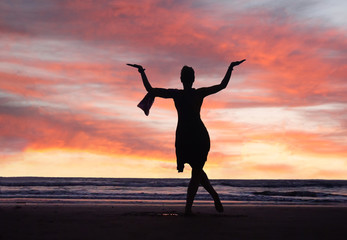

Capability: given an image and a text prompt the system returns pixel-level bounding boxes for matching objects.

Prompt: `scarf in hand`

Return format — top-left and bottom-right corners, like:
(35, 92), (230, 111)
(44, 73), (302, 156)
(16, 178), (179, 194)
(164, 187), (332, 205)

(137, 93), (155, 116)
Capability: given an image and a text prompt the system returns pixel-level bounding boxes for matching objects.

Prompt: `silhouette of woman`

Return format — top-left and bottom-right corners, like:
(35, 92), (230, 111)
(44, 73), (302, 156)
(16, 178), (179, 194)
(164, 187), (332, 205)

(128, 60), (245, 215)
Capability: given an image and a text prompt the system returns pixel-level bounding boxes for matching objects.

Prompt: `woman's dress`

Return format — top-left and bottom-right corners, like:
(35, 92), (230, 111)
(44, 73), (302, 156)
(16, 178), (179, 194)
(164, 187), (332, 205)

(172, 89), (210, 172)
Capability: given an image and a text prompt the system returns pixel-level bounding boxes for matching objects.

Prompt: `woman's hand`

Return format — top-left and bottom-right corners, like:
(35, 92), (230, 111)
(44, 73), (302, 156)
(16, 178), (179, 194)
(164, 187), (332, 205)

(127, 63), (145, 73)
(230, 59), (246, 68)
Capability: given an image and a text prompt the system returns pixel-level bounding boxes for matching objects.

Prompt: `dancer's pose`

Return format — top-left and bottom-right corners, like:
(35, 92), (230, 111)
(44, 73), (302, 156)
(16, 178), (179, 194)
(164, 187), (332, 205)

(128, 60), (245, 215)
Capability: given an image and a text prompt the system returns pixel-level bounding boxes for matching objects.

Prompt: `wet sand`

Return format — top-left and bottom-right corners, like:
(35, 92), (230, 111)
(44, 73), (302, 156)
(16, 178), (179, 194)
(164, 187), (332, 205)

(1, 204), (346, 240)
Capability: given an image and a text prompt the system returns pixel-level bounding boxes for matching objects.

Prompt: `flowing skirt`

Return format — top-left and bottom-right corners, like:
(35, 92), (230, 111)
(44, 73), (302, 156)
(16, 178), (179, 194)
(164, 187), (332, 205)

(175, 122), (210, 172)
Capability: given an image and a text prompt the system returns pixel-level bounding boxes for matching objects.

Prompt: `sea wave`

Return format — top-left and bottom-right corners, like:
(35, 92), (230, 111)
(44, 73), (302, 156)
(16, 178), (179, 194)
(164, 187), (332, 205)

(252, 190), (345, 198)
(216, 179), (347, 188)
(0, 177), (189, 187)
(1, 177), (346, 205)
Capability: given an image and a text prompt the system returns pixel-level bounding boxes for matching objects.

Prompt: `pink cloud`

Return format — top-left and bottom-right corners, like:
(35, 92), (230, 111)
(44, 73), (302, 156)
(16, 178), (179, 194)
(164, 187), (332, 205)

(1, 0), (346, 178)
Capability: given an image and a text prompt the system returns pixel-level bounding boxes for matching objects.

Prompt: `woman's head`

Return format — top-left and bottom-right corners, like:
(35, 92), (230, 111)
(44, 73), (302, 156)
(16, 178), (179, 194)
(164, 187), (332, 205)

(181, 66), (195, 88)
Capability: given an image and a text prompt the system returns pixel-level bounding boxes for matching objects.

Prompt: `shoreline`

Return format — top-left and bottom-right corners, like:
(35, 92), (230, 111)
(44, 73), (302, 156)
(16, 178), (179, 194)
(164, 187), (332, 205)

(1, 197), (347, 207)
(1, 203), (347, 240)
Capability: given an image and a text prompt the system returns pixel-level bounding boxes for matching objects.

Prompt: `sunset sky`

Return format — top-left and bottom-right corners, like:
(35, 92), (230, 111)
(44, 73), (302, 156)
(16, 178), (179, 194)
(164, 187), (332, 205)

(1, 0), (346, 179)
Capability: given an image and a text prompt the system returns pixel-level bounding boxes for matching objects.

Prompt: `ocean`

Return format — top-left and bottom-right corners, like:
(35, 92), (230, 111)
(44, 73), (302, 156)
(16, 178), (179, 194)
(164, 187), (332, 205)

(1, 177), (346, 205)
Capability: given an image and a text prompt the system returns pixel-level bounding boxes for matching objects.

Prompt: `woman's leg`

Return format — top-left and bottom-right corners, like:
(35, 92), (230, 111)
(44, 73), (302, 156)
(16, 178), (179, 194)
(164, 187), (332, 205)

(200, 170), (223, 212)
(185, 168), (202, 215)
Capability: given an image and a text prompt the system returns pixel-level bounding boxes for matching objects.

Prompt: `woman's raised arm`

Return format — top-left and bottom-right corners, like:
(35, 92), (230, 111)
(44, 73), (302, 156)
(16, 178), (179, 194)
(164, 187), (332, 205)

(197, 59), (246, 97)
(127, 64), (175, 98)
(127, 64), (153, 92)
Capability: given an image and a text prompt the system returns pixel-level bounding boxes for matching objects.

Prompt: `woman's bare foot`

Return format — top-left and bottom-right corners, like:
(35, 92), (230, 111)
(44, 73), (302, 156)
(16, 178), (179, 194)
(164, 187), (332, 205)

(214, 199), (224, 212)
(184, 207), (196, 217)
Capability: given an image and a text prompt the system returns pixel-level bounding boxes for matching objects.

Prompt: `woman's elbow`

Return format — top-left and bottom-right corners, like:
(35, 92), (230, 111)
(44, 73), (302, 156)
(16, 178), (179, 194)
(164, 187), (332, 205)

(220, 83), (227, 90)
(146, 86), (154, 93)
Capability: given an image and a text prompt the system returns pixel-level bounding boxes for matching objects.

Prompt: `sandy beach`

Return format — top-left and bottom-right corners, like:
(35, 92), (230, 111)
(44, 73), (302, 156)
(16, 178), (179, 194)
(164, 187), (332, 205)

(1, 203), (346, 240)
